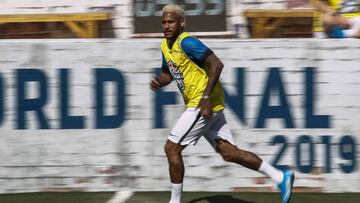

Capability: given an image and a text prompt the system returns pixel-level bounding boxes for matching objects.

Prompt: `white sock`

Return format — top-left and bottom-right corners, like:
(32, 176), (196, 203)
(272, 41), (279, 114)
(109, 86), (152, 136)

(258, 161), (284, 185)
(169, 183), (183, 203)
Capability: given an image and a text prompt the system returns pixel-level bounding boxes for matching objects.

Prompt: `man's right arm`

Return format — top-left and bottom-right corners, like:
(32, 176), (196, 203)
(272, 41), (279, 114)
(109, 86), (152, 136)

(150, 71), (172, 91)
(150, 53), (173, 91)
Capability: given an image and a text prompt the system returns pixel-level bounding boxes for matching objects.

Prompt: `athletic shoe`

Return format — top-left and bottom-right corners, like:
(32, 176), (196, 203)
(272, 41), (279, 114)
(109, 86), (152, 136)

(278, 170), (295, 203)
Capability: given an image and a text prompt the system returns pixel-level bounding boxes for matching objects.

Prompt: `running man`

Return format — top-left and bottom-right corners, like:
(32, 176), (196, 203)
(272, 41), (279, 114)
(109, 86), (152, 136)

(149, 4), (295, 203)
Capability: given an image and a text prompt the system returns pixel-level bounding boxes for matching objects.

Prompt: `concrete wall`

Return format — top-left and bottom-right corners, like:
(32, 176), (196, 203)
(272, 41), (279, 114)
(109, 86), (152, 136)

(0, 39), (359, 193)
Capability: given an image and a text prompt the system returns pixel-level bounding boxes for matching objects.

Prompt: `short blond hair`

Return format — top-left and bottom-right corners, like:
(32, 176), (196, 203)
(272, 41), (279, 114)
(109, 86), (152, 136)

(162, 4), (185, 19)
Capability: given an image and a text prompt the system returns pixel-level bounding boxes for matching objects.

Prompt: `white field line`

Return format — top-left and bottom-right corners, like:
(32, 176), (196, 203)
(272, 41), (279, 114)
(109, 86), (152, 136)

(107, 190), (134, 203)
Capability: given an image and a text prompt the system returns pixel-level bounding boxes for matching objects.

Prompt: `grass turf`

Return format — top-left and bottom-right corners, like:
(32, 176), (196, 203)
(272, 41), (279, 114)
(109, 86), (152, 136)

(0, 192), (114, 203)
(1, 192), (360, 203)
(126, 192), (360, 203)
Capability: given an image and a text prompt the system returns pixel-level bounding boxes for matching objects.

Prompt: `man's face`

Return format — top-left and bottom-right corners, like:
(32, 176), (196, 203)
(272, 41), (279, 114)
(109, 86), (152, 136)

(161, 11), (183, 40)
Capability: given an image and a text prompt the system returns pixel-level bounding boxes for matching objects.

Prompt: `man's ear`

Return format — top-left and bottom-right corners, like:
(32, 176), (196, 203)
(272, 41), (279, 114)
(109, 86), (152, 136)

(180, 18), (185, 27)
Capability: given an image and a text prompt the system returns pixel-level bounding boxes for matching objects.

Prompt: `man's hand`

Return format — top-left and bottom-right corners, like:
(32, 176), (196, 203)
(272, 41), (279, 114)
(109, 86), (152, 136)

(198, 96), (212, 119)
(149, 72), (172, 91)
(199, 53), (223, 119)
(150, 78), (162, 91)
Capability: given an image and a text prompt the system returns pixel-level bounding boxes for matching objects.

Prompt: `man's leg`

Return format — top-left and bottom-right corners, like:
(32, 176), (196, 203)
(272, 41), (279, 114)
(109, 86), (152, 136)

(165, 139), (186, 183)
(164, 107), (216, 203)
(216, 139), (282, 181)
(216, 139), (294, 203)
(164, 140), (187, 203)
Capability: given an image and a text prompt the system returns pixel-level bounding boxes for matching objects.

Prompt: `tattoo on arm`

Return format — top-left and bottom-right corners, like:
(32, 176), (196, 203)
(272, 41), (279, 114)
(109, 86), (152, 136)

(203, 53), (223, 97)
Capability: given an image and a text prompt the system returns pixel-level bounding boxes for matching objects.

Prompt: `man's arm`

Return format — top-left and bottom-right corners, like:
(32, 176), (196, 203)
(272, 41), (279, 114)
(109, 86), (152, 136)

(150, 53), (172, 91)
(179, 36), (223, 118)
(198, 53), (224, 119)
(202, 53), (223, 98)
(150, 71), (172, 91)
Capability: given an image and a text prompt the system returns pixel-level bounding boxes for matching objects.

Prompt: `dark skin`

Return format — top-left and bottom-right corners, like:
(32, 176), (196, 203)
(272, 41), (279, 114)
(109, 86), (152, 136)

(150, 10), (262, 184)
(151, 11), (221, 119)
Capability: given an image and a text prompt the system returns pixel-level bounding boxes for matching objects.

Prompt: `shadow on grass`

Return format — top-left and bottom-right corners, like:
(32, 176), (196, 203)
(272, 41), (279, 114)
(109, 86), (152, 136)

(187, 195), (255, 203)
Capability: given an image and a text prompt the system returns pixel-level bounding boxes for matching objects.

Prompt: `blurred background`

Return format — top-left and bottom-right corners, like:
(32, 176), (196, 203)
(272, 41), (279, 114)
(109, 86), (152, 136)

(0, 1), (359, 203)
(0, 0), (315, 39)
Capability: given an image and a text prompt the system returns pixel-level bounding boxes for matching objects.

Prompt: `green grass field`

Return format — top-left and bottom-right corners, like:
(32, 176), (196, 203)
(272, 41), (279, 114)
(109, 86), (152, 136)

(1, 192), (360, 203)
(0, 192), (114, 203)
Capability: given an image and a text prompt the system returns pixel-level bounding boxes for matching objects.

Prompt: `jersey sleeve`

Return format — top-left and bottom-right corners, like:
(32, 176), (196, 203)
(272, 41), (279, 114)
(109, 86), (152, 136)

(161, 52), (169, 73)
(180, 37), (213, 68)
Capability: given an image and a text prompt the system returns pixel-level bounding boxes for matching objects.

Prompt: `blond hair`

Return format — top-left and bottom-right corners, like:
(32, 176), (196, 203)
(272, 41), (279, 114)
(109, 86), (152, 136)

(162, 4), (185, 19)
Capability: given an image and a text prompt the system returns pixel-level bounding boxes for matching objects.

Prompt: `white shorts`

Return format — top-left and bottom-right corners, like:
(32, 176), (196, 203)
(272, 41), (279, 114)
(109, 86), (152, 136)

(168, 107), (236, 148)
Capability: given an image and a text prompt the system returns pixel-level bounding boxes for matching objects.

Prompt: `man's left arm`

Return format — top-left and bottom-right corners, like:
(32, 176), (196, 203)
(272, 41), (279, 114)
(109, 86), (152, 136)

(180, 37), (224, 118)
(198, 53), (224, 119)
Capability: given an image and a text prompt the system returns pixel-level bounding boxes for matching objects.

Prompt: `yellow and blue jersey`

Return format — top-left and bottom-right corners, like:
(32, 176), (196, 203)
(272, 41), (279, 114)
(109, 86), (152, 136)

(161, 32), (224, 112)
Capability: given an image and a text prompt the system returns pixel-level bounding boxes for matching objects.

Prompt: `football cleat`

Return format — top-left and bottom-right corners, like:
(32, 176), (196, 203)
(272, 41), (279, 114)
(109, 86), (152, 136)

(278, 170), (295, 203)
